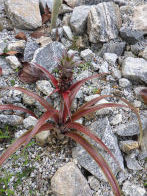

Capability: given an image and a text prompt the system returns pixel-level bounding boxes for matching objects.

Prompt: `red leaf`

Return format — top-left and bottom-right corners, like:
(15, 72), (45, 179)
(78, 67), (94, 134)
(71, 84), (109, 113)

(65, 132), (122, 196)
(42, 4), (51, 24)
(31, 63), (58, 88)
(66, 122), (120, 168)
(0, 104), (37, 118)
(140, 89), (147, 105)
(15, 32), (27, 41)
(0, 67), (2, 76)
(71, 103), (128, 121)
(62, 91), (71, 121)
(18, 62), (46, 83)
(0, 123), (54, 166)
(24, 110), (55, 145)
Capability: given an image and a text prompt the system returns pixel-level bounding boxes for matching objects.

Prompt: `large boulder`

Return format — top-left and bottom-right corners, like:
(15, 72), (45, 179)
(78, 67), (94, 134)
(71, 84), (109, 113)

(4, 0), (42, 30)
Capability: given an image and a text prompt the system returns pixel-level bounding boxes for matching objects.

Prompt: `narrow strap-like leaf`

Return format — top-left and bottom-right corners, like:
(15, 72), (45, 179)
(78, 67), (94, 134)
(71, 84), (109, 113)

(0, 123), (54, 166)
(65, 132), (122, 196)
(31, 63), (59, 88)
(71, 103), (128, 121)
(0, 104), (37, 118)
(62, 91), (72, 122)
(66, 122), (121, 169)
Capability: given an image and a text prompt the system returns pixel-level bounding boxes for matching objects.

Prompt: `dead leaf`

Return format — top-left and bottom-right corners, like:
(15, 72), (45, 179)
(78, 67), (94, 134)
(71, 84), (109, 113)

(0, 50), (18, 56)
(18, 62), (46, 83)
(15, 32), (27, 41)
(140, 89), (147, 105)
(0, 67), (2, 76)
(31, 31), (46, 39)
(42, 4), (51, 24)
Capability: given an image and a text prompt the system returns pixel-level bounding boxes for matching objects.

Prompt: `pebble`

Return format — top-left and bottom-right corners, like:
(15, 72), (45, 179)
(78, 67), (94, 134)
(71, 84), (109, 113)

(23, 116), (37, 129)
(119, 140), (139, 153)
(119, 78), (131, 88)
(36, 80), (53, 96)
(103, 53), (118, 65)
(80, 49), (95, 62)
(6, 55), (21, 69)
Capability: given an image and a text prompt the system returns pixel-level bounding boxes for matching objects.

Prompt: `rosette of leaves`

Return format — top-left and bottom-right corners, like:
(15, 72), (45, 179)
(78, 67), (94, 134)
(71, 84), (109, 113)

(0, 53), (143, 196)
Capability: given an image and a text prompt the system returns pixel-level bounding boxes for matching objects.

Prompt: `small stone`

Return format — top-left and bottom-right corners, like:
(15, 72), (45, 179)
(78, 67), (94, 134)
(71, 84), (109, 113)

(24, 41), (39, 62)
(51, 162), (92, 196)
(70, 5), (91, 35)
(0, 114), (23, 126)
(99, 61), (109, 73)
(6, 56), (21, 69)
(15, 129), (27, 138)
(80, 49), (95, 61)
(63, 26), (73, 41)
(122, 57), (147, 84)
(36, 36), (52, 47)
(99, 41), (126, 57)
(7, 40), (26, 52)
(122, 181), (146, 196)
(119, 78), (131, 88)
(133, 100), (141, 108)
(36, 130), (50, 145)
(131, 40), (146, 56)
(103, 53), (118, 65)
(23, 116), (37, 129)
(0, 41), (7, 53)
(32, 41), (65, 72)
(4, 0), (42, 30)
(60, 4), (73, 15)
(133, 4), (147, 34)
(119, 140), (139, 153)
(77, 70), (92, 81)
(139, 46), (147, 60)
(112, 68), (121, 79)
(36, 80), (53, 96)
(88, 176), (100, 192)
(110, 114), (122, 125)
(23, 94), (36, 105)
(87, 2), (122, 43)
(125, 153), (143, 170)
(120, 26), (144, 44)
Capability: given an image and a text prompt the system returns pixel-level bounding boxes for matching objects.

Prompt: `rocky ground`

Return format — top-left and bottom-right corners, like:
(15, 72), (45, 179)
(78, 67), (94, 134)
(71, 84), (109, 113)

(0, 0), (147, 196)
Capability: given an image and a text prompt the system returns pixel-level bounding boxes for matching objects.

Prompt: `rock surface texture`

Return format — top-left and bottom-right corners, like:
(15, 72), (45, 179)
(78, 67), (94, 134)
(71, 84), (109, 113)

(87, 2), (122, 43)
(4, 0), (42, 29)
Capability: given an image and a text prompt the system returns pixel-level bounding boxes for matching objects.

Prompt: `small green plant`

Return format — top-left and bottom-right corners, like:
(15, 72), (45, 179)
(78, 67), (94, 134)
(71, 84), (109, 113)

(10, 79), (15, 86)
(0, 53), (143, 196)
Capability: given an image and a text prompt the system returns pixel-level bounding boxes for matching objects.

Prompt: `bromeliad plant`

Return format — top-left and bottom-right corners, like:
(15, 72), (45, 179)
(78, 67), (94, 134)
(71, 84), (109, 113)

(0, 53), (143, 196)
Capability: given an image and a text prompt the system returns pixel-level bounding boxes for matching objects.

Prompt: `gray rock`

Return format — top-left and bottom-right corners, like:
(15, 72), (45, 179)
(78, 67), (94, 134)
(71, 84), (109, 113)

(99, 61), (109, 73)
(70, 5), (91, 35)
(63, 26), (73, 41)
(72, 117), (124, 181)
(23, 116), (37, 129)
(133, 4), (147, 34)
(0, 114), (23, 125)
(36, 80), (53, 96)
(5, 56), (21, 69)
(120, 27), (144, 45)
(88, 176), (100, 192)
(122, 181), (146, 196)
(99, 41), (126, 57)
(32, 41), (65, 72)
(51, 162), (92, 196)
(87, 2), (122, 43)
(114, 113), (147, 137)
(131, 40), (147, 56)
(61, 37), (72, 48)
(4, 0), (42, 30)
(103, 53), (118, 65)
(119, 78), (131, 88)
(122, 57), (147, 84)
(112, 68), (122, 79)
(0, 41), (7, 53)
(24, 41), (39, 62)
(139, 127), (147, 160)
(80, 49), (95, 61)
(60, 4), (73, 15)
(110, 114), (122, 125)
(15, 129), (27, 138)
(139, 46), (147, 60)
(23, 94), (36, 105)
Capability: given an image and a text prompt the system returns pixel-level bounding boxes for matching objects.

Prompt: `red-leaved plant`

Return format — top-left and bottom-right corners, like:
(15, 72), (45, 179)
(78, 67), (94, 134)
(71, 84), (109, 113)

(0, 53), (143, 196)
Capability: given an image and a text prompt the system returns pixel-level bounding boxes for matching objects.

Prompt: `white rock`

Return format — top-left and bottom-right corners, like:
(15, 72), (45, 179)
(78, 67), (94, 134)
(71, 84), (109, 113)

(133, 4), (147, 34)
(36, 80), (53, 96)
(103, 53), (118, 65)
(80, 49), (95, 61)
(122, 57), (147, 84)
(63, 26), (73, 41)
(36, 130), (50, 145)
(7, 40), (26, 51)
(119, 78), (131, 88)
(23, 94), (36, 105)
(4, 0), (42, 30)
(23, 116), (37, 129)
(6, 56), (21, 69)
(110, 114), (122, 125)
(15, 129), (27, 138)
(99, 61), (109, 73)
